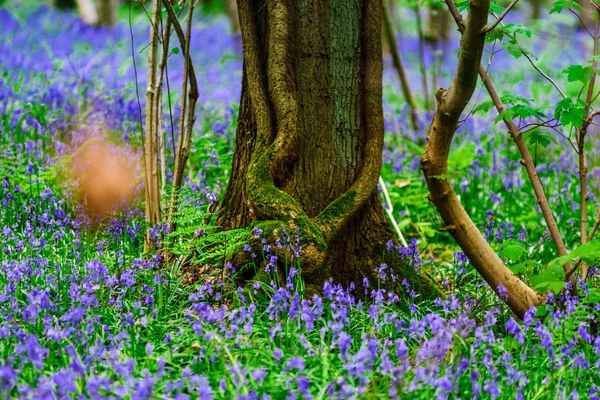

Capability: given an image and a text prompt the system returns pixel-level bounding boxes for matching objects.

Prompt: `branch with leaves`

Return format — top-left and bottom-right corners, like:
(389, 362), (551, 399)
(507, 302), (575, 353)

(421, 0), (543, 318)
(446, 0), (575, 289)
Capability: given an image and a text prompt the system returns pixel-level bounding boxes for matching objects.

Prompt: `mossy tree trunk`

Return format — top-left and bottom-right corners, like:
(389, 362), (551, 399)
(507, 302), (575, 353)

(216, 0), (439, 297)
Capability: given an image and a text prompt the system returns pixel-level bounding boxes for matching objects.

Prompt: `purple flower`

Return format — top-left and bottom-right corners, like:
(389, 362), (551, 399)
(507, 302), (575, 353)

(286, 356), (305, 372)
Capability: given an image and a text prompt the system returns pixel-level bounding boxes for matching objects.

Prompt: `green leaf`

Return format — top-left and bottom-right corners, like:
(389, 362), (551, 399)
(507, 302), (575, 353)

(530, 263), (565, 294)
(502, 38), (523, 58)
(508, 259), (542, 275)
(487, 23), (533, 43)
(546, 280), (566, 293)
(550, 0), (582, 14)
(509, 263), (527, 274)
(118, 63), (130, 77)
(493, 104), (545, 124)
(552, 239), (600, 266)
(562, 64), (593, 83)
(502, 24), (533, 38)
(553, 98), (587, 128)
(490, 3), (504, 13)
(472, 100), (495, 115)
(498, 240), (528, 262)
(583, 288), (600, 304)
(500, 94), (531, 105)
(494, 108), (515, 123)
(535, 305), (549, 318)
(523, 129), (557, 148)
(171, 47), (180, 55)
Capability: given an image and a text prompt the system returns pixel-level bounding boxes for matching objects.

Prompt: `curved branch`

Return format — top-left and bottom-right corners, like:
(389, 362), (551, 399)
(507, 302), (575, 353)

(383, 2), (418, 131)
(521, 51), (566, 99)
(143, 0), (163, 245)
(162, 0), (200, 191)
(266, 0), (302, 178)
(421, 0), (542, 318)
(238, 0), (309, 226)
(237, 0), (273, 149)
(477, 67), (571, 261)
(576, 14), (600, 280)
(161, 0), (199, 100)
(446, 0), (573, 283)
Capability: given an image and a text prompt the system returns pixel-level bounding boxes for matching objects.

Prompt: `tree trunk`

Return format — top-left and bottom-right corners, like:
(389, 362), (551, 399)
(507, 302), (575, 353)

(143, 0), (162, 251)
(97, 0), (117, 27)
(75, 0), (98, 25)
(216, 0), (439, 297)
(383, 3), (419, 131)
(576, 0), (595, 31)
(55, 0), (76, 10)
(226, 0), (240, 32)
(425, 3), (451, 43)
(530, 0), (542, 20)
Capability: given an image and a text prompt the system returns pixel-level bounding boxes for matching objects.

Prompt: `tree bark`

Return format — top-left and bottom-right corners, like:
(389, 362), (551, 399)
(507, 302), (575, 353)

(421, 0), (543, 318)
(383, 3), (419, 131)
(576, 0), (595, 31)
(226, 0), (240, 32)
(97, 0), (117, 27)
(216, 0), (440, 297)
(425, 3), (451, 43)
(75, 0), (98, 25)
(530, 0), (542, 19)
(143, 0), (162, 251)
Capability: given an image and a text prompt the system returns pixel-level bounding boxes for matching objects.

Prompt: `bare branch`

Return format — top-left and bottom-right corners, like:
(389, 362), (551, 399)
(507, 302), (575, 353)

(521, 51), (566, 98)
(379, 177), (408, 248)
(569, 8), (594, 38)
(160, 0), (199, 101)
(162, 0), (199, 190)
(587, 0), (600, 11)
(577, 15), (600, 278)
(483, 0), (519, 33)
(128, 2), (145, 148)
(157, 13), (172, 192)
(143, 0), (163, 250)
(383, 2), (418, 130)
